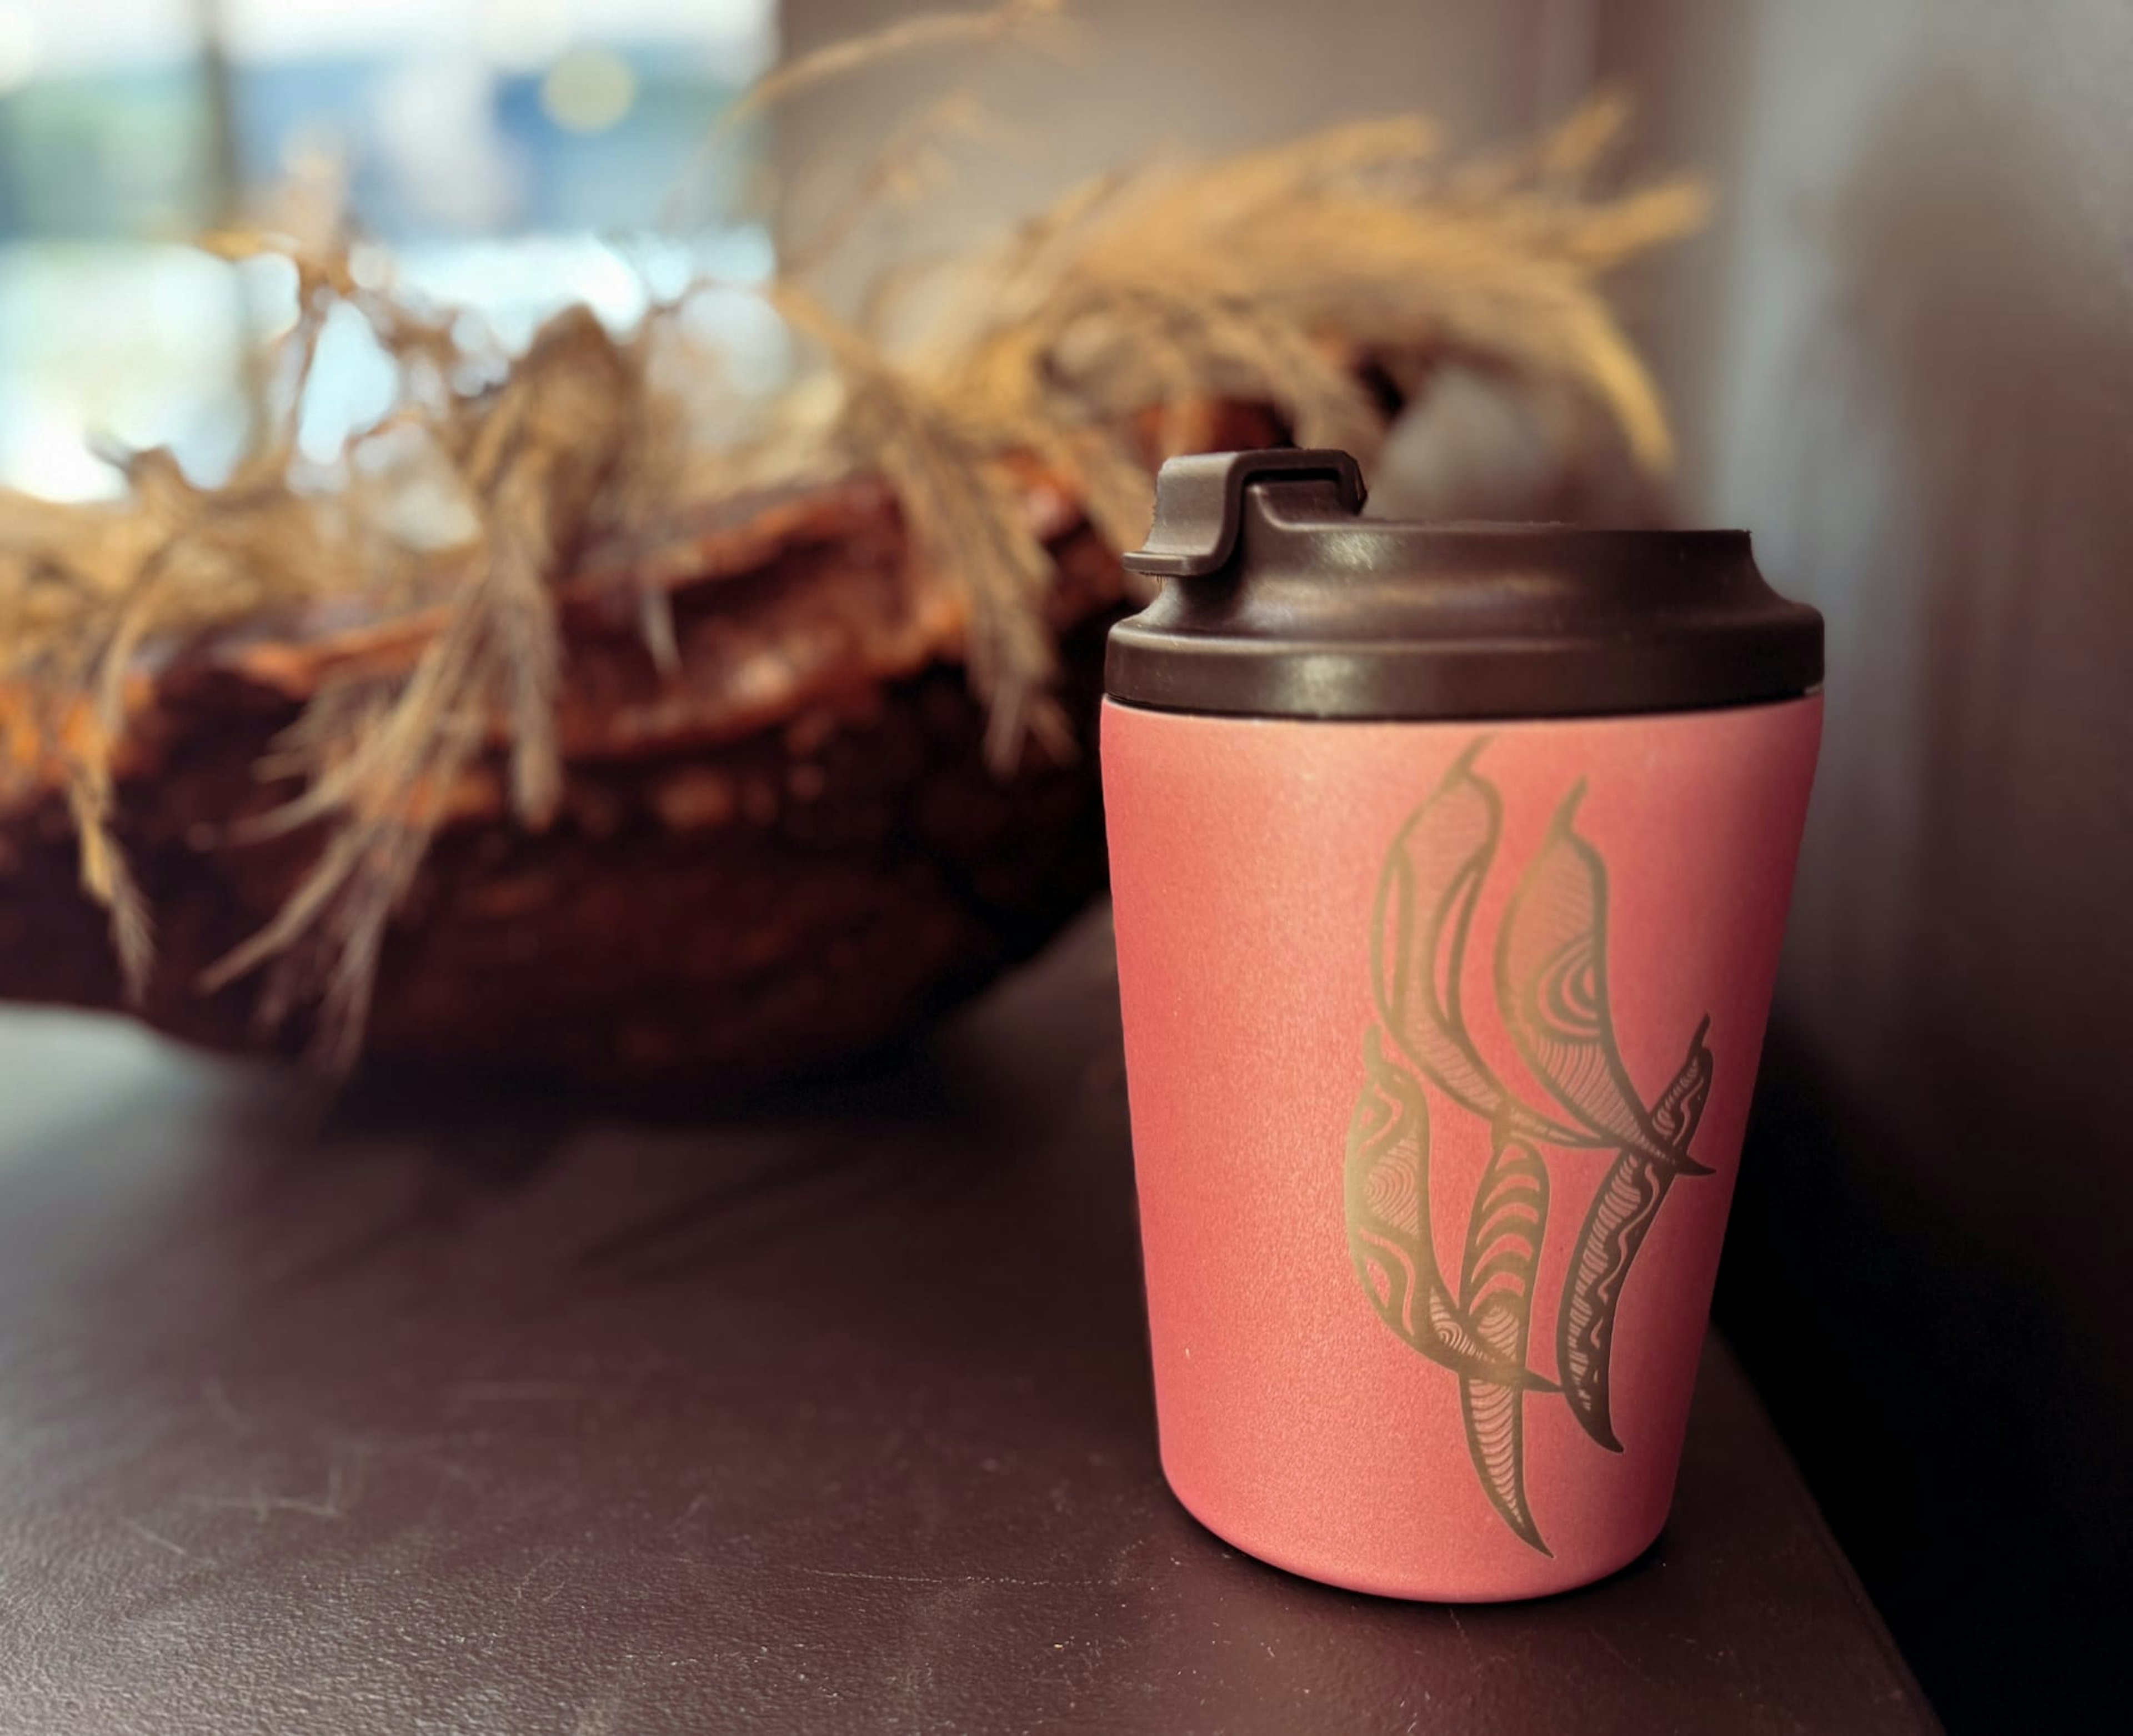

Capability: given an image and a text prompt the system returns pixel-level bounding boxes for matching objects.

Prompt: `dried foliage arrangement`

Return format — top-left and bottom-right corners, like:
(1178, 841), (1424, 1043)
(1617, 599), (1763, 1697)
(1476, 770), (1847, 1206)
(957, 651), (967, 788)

(0, 1), (1706, 1082)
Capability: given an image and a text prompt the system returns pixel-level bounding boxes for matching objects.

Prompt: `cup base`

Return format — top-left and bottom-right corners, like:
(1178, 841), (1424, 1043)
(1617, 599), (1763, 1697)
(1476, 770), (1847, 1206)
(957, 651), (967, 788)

(1161, 1459), (1666, 1604)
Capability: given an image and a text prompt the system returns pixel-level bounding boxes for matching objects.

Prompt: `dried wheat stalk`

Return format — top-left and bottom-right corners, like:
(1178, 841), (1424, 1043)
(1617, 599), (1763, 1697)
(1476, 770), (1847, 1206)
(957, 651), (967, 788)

(0, 0), (1704, 1070)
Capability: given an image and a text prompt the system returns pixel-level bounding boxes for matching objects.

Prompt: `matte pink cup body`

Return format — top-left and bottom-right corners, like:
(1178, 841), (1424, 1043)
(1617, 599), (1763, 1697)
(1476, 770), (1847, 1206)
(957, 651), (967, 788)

(1102, 696), (1821, 1601)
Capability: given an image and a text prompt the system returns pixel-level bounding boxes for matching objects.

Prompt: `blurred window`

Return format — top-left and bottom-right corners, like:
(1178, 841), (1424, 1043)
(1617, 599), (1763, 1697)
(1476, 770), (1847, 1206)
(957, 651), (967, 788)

(0, 0), (777, 497)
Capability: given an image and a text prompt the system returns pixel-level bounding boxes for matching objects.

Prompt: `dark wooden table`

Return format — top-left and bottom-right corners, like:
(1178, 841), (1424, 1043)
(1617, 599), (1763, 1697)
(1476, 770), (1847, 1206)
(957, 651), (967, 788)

(0, 908), (1932, 1735)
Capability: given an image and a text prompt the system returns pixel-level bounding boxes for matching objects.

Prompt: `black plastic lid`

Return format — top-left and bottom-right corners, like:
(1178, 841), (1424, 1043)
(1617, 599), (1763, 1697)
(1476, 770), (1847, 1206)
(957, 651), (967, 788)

(1105, 449), (1823, 720)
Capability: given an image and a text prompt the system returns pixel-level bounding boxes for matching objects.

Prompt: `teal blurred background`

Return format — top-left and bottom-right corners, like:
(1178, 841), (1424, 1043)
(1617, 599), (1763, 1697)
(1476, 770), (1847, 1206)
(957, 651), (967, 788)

(0, 0), (778, 496)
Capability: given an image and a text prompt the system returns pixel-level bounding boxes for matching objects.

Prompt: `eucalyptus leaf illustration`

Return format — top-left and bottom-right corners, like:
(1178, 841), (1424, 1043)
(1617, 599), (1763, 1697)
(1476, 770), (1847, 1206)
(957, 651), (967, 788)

(1554, 1023), (1712, 1448)
(1650, 1020), (1714, 1149)
(1345, 1025), (1444, 1350)
(1456, 1127), (1552, 1553)
(1371, 745), (1596, 1151)
(1344, 1026), (1556, 1389)
(1494, 784), (1708, 1173)
(1498, 786), (1715, 1452)
(1346, 743), (1719, 1548)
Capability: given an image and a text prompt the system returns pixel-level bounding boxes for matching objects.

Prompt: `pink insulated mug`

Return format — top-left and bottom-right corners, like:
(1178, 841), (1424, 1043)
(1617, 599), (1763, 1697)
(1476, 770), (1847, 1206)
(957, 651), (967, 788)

(1101, 451), (1822, 1601)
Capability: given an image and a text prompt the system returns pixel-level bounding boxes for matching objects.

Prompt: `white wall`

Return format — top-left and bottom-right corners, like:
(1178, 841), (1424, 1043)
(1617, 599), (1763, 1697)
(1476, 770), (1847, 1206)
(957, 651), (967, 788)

(774, 0), (1596, 308)
(1598, 4), (2133, 1725)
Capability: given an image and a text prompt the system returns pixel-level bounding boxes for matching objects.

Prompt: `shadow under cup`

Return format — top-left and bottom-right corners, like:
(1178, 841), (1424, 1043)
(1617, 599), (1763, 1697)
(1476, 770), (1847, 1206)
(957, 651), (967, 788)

(1099, 450), (1823, 1601)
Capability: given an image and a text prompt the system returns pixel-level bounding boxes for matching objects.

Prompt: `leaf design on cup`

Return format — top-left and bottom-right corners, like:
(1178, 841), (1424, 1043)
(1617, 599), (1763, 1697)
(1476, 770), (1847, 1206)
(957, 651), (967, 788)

(1348, 745), (1718, 1547)
(1650, 1023), (1715, 1150)
(1494, 783), (1708, 1173)
(1371, 744), (1595, 1150)
(1456, 1127), (1553, 1554)
(1554, 1026), (1714, 1449)
(1345, 1028), (1557, 1388)
(1344, 1026), (1445, 1349)
(1497, 784), (1715, 1453)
